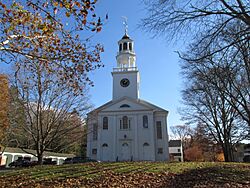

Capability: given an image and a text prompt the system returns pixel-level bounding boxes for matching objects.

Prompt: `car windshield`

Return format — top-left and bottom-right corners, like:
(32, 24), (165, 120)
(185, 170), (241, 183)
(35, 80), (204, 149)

(65, 158), (72, 161)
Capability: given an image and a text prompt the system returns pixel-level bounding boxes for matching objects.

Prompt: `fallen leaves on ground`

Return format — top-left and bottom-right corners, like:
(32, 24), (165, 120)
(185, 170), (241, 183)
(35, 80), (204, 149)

(0, 163), (250, 188)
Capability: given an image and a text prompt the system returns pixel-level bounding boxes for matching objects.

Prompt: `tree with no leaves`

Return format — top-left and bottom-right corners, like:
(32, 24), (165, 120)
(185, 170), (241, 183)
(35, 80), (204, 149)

(8, 58), (92, 164)
(141, 0), (249, 112)
(170, 124), (193, 150)
(141, 0), (250, 48)
(170, 125), (192, 141)
(141, 1), (250, 138)
(180, 60), (249, 161)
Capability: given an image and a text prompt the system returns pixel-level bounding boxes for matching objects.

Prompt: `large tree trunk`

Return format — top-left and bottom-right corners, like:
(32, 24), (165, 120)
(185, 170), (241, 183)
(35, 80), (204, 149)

(37, 151), (43, 165)
(222, 141), (234, 162)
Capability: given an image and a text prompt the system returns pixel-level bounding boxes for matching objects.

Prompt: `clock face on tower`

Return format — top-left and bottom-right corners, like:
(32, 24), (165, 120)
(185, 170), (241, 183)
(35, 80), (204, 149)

(120, 78), (130, 87)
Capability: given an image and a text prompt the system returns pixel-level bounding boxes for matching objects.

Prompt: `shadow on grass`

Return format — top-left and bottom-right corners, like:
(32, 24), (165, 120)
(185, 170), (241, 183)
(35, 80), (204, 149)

(163, 165), (250, 188)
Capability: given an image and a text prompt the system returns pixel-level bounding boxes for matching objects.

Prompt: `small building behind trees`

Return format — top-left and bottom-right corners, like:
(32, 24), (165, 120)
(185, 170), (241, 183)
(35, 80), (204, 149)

(169, 140), (183, 162)
(0, 147), (75, 167)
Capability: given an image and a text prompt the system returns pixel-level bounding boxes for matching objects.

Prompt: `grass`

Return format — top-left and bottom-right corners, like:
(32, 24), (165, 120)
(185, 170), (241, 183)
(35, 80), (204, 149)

(0, 162), (250, 187)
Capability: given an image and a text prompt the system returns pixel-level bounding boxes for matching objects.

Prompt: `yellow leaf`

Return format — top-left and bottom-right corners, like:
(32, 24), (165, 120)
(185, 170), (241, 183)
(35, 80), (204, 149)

(66, 12), (70, 17)
(53, 1), (58, 6)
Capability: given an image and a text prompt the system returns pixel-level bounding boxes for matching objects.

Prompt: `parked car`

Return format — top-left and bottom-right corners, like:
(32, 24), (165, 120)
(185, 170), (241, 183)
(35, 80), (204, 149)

(63, 157), (73, 164)
(243, 155), (250, 162)
(84, 158), (100, 163)
(63, 157), (99, 164)
(9, 159), (31, 168)
(72, 157), (87, 164)
(43, 158), (57, 165)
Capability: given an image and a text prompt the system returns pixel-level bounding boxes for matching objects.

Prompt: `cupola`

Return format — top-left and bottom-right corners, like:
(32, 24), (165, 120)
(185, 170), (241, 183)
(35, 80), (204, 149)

(116, 32), (136, 69)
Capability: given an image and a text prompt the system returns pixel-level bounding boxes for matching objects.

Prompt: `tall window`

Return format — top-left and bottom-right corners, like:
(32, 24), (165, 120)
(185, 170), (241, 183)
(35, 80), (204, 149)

(120, 116), (131, 129)
(119, 43), (122, 51)
(103, 117), (108, 130)
(123, 42), (127, 50)
(123, 116), (128, 129)
(143, 115), (148, 128)
(93, 123), (98, 140)
(129, 43), (132, 51)
(156, 121), (162, 139)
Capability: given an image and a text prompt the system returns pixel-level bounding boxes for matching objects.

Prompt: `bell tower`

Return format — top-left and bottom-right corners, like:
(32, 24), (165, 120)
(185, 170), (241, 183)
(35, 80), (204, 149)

(112, 21), (140, 100)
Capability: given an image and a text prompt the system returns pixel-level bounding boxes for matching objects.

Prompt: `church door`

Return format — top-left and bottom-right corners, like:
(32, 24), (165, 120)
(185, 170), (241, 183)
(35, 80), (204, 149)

(102, 143), (109, 161)
(121, 143), (131, 161)
(143, 143), (151, 161)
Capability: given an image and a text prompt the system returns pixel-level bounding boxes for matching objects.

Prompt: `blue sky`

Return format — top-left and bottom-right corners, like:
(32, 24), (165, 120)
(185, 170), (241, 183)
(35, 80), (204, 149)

(0, 0), (186, 131)
(89, 0), (185, 129)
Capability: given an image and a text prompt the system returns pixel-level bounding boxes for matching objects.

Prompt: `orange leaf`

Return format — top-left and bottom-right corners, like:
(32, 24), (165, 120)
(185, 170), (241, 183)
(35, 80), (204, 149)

(82, 19), (87, 25)
(96, 27), (102, 32)
(75, 2), (81, 7)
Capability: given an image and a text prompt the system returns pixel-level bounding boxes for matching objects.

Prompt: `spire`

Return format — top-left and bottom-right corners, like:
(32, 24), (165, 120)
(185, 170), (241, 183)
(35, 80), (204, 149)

(122, 16), (128, 36)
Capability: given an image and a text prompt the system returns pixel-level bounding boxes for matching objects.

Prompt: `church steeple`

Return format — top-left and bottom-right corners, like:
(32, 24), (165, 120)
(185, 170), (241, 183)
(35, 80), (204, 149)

(112, 21), (140, 100)
(115, 19), (136, 70)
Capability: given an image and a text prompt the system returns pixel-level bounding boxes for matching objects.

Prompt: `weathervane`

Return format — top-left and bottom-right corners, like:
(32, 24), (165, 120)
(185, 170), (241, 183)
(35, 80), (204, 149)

(122, 16), (128, 35)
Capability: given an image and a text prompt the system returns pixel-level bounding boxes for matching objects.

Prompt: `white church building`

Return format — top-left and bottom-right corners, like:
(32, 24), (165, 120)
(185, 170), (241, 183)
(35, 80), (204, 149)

(87, 30), (169, 162)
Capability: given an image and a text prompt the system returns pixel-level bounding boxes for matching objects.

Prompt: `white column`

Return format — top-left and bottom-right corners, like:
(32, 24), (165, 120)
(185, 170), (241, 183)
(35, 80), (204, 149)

(163, 115), (169, 161)
(152, 113), (156, 161)
(97, 116), (101, 161)
(134, 114), (138, 160)
(113, 115), (118, 161)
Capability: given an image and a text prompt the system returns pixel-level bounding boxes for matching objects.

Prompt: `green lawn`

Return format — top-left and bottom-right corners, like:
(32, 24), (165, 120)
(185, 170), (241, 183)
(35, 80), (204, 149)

(0, 162), (250, 187)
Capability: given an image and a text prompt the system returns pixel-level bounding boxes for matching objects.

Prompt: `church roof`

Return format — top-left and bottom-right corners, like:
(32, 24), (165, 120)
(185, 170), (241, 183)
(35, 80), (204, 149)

(1, 147), (75, 158)
(169, 140), (182, 147)
(139, 99), (168, 113)
(88, 97), (168, 115)
(122, 34), (130, 39)
(119, 33), (133, 42)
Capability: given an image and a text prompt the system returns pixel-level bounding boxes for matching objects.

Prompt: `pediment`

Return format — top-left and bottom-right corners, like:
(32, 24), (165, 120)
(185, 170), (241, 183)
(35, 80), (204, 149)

(101, 98), (151, 112)
(89, 97), (168, 114)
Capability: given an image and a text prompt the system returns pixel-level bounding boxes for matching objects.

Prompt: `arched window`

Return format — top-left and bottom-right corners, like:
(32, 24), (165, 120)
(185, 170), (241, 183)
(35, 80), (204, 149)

(122, 143), (128, 147)
(103, 117), (108, 130)
(119, 43), (122, 51)
(122, 116), (128, 129)
(102, 143), (108, 147)
(129, 43), (132, 51)
(143, 115), (148, 128)
(143, 142), (149, 146)
(123, 42), (127, 50)
(120, 104), (130, 108)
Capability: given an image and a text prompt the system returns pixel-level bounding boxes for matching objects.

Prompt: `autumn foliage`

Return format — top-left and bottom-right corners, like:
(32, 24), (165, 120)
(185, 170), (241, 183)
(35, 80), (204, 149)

(0, 0), (107, 162)
(216, 153), (225, 162)
(0, 75), (9, 140)
(0, 0), (106, 91)
(184, 145), (203, 162)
